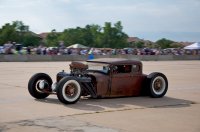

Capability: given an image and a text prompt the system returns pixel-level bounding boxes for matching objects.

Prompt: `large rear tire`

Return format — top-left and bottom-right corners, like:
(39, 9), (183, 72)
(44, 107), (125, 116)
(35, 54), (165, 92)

(57, 77), (81, 104)
(147, 72), (168, 98)
(28, 73), (52, 99)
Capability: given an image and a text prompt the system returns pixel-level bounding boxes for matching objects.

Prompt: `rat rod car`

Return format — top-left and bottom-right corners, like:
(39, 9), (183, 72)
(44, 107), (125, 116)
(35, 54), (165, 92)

(28, 58), (168, 104)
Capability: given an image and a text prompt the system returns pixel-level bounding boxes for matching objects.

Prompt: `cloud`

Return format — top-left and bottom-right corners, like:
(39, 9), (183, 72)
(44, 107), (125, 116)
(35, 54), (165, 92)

(0, 0), (41, 8)
(75, 1), (200, 32)
(0, 0), (199, 41)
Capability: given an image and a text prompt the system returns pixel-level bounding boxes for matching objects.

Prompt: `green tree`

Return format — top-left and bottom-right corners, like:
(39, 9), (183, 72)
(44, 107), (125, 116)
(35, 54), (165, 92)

(0, 21), (41, 46)
(46, 29), (60, 46)
(22, 33), (41, 47)
(135, 41), (145, 48)
(13, 21), (29, 33)
(101, 21), (128, 48)
(155, 38), (174, 49)
(59, 25), (100, 47)
(83, 24), (102, 47)
(0, 23), (18, 45)
(59, 28), (83, 46)
(46, 21), (128, 48)
(102, 22), (112, 47)
(13, 21), (30, 43)
(1, 20), (129, 48)
(171, 42), (183, 48)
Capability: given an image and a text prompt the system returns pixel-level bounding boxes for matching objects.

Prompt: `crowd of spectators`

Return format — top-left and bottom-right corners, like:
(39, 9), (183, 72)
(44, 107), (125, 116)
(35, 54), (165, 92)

(0, 41), (199, 56)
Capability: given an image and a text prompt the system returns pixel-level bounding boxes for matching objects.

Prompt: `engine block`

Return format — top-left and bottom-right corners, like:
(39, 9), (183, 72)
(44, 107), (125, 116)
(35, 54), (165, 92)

(70, 61), (88, 77)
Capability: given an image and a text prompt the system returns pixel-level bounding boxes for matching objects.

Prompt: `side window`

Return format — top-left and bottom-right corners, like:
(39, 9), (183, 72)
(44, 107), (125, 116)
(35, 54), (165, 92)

(113, 65), (132, 73)
(132, 65), (140, 73)
(102, 66), (110, 74)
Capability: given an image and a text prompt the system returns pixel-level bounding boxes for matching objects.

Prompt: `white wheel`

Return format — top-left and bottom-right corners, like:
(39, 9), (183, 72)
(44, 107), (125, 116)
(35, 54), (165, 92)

(62, 80), (81, 102)
(57, 77), (81, 104)
(148, 72), (168, 98)
(152, 76), (166, 95)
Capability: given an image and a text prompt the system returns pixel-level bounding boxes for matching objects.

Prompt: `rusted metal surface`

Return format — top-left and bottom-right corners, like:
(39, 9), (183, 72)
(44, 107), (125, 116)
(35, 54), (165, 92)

(28, 58), (168, 104)
(87, 58), (147, 97)
(70, 61), (88, 70)
(54, 59), (148, 98)
(88, 72), (110, 97)
(110, 73), (146, 97)
(87, 58), (142, 65)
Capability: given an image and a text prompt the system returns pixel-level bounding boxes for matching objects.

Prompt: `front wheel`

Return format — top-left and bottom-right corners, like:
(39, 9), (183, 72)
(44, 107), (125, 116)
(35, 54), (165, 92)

(57, 77), (81, 104)
(147, 72), (168, 98)
(28, 73), (52, 99)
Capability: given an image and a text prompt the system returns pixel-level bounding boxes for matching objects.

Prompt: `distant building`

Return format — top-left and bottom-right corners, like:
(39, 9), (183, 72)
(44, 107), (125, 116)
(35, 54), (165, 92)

(127, 37), (153, 48)
(38, 32), (49, 40)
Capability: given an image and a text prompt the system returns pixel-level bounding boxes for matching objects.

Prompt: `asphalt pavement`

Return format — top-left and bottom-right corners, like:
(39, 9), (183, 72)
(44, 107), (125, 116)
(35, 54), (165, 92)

(0, 61), (199, 132)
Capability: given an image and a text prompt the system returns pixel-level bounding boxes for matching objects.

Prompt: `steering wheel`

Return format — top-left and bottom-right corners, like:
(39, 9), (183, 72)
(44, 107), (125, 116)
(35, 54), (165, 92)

(113, 66), (118, 74)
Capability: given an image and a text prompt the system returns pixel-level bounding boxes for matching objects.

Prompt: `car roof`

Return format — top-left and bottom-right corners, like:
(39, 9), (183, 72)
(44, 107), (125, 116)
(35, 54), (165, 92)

(87, 58), (142, 65)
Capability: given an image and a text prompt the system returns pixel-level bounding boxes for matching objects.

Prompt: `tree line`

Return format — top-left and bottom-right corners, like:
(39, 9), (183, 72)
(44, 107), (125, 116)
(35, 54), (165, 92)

(0, 21), (41, 47)
(0, 20), (181, 49)
(45, 21), (129, 48)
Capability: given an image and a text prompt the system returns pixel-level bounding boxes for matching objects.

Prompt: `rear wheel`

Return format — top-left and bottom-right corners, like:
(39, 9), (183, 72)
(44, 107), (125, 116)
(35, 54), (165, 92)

(28, 73), (52, 99)
(57, 77), (81, 104)
(147, 72), (168, 98)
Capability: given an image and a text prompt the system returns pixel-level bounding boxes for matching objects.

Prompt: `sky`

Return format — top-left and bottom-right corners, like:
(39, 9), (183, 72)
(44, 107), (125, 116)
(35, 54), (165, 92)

(0, 0), (200, 42)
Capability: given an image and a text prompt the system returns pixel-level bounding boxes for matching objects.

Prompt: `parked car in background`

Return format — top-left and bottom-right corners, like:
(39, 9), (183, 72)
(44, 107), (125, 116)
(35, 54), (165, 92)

(0, 46), (4, 54)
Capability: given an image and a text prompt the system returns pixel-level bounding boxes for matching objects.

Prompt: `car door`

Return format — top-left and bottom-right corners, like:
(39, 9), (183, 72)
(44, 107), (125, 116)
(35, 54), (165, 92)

(110, 64), (142, 97)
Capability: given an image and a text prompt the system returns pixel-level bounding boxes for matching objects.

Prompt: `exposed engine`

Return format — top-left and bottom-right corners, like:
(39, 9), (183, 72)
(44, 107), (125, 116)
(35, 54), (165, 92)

(69, 61), (96, 97)
(57, 61), (90, 82)
(69, 61), (89, 77)
(54, 61), (97, 97)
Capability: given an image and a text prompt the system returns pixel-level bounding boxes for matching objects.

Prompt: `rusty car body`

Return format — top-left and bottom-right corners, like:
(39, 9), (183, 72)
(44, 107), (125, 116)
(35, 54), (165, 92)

(28, 58), (168, 104)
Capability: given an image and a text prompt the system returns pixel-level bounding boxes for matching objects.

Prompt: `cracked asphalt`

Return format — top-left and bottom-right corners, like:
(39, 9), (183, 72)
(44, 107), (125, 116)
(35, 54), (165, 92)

(0, 61), (200, 132)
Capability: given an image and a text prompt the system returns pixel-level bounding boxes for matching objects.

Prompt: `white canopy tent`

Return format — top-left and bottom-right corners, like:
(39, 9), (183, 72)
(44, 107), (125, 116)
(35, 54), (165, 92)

(184, 42), (200, 50)
(67, 44), (89, 48)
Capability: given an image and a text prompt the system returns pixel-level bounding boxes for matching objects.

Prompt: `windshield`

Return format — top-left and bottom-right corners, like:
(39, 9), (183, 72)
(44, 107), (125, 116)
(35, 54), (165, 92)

(87, 62), (110, 74)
